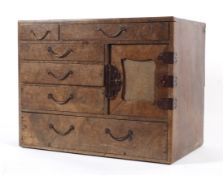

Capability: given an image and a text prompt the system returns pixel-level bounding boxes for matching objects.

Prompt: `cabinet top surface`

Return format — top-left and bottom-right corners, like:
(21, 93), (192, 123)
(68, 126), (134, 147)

(18, 16), (205, 25)
(18, 16), (175, 24)
(20, 16), (207, 24)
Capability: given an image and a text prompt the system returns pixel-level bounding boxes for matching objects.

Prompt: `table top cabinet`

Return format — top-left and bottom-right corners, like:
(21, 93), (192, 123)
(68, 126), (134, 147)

(19, 16), (205, 164)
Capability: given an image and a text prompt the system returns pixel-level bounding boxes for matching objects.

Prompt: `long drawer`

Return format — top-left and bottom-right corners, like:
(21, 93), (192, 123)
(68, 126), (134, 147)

(19, 43), (104, 62)
(21, 85), (105, 114)
(21, 113), (168, 161)
(20, 62), (104, 86)
(60, 22), (169, 41)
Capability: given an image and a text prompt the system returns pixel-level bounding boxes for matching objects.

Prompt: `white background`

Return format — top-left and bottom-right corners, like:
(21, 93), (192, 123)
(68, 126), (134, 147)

(0, 0), (223, 174)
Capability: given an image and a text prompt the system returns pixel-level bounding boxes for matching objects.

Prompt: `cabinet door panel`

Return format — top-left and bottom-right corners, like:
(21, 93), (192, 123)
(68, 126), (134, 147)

(110, 44), (170, 117)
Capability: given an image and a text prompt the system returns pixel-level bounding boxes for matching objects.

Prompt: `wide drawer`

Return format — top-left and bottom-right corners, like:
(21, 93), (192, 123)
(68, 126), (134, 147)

(21, 85), (105, 114)
(61, 22), (169, 41)
(20, 62), (104, 86)
(19, 43), (104, 62)
(21, 113), (168, 161)
(19, 23), (59, 41)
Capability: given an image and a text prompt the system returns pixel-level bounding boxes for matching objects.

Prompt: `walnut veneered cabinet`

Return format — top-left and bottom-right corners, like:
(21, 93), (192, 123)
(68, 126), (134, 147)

(19, 17), (205, 164)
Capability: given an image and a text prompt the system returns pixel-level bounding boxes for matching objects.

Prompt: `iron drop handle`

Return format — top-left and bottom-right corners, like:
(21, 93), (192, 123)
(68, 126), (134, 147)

(48, 93), (73, 105)
(49, 123), (74, 136)
(96, 25), (127, 38)
(30, 30), (50, 40)
(47, 70), (73, 81)
(105, 128), (133, 141)
(48, 46), (73, 58)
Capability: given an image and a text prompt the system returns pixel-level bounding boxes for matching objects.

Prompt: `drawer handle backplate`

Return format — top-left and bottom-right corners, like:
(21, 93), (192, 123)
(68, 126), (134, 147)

(96, 25), (127, 38)
(104, 64), (122, 99)
(48, 93), (73, 105)
(30, 30), (50, 40)
(48, 47), (73, 58)
(105, 128), (133, 141)
(49, 123), (74, 136)
(47, 70), (73, 81)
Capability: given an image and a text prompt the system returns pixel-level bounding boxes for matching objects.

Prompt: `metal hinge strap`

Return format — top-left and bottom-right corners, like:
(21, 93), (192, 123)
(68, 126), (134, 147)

(157, 98), (177, 110)
(158, 52), (177, 64)
(160, 75), (177, 88)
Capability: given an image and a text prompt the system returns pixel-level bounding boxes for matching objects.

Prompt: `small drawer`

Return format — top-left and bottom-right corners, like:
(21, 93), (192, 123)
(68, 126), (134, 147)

(20, 62), (104, 86)
(19, 23), (59, 41)
(61, 22), (169, 41)
(21, 85), (105, 114)
(21, 113), (168, 161)
(19, 43), (104, 62)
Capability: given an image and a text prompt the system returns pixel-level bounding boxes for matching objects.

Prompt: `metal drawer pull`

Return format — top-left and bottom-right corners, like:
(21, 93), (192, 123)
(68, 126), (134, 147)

(48, 46), (73, 58)
(30, 30), (50, 40)
(49, 123), (74, 136)
(105, 128), (133, 141)
(48, 93), (73, 105)
(47, 70), (73, 81)
(96, 25), (127, 38)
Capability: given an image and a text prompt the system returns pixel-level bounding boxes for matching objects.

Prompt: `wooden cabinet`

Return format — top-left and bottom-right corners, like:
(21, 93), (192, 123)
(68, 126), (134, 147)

(19, 17), (205, 164)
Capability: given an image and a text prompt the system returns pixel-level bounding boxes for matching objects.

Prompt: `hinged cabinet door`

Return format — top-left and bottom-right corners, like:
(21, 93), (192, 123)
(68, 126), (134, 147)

(106, 44), (175, 117)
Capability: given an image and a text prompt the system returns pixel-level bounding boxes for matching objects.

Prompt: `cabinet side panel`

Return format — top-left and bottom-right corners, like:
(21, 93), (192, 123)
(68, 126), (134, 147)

(173, 19), (205, 162)
(18, 22), (22, 146)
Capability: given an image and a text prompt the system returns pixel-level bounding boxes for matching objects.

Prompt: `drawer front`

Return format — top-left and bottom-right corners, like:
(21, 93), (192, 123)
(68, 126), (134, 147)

(21, 85), (105, 114)
(20, 63), (104, 86)
(21, 113), (168, 161)
(19, 24), (59, 41)
(61, 22), (169, 41)
(19, 43), (104, 62)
